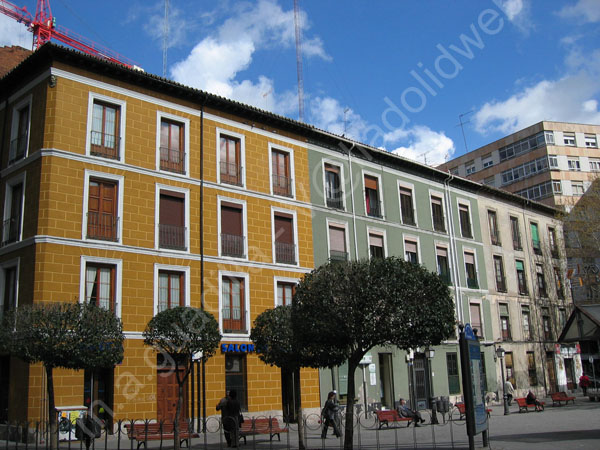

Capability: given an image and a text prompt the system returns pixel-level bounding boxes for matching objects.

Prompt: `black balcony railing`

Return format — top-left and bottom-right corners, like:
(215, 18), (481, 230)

(9, 133), (27, 163)
(467, 277), (479, 289)
(159, 224), (187, 250)
(90, 131), (120, 159)
(1, 218), (19, 246)
(491, 234), (501, 246)
(160, 146), (186, 174)
(439, 271), (451, 285)
(513, 239), (523, 251)
(220, 162), (243, 186)
(496, 279), (507, 293)
(518, 284), (529, 296)
(272, 174), (293, 197)
(366, 200), (382, 218)
(87, 212), (119, 241)
(329, 250), (348, 262)
(433, 216), (446, 232)
(221, 233), (245, 257)
(326, 192), (344, 209)
(532, 239), (542, 255)
(275, 242), (296, 264)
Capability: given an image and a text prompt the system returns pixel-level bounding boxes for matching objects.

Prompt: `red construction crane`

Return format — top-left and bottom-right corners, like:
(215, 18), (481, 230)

(0, 0), (138, 68)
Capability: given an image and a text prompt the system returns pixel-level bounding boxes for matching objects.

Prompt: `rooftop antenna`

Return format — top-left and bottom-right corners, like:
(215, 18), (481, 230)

(456, 110), (474, 153)
(293, 0), (305, 122)
(162, 0), (169, 78)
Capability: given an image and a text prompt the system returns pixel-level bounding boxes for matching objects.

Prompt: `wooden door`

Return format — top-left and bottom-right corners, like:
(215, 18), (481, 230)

(157, 370), (187, 422)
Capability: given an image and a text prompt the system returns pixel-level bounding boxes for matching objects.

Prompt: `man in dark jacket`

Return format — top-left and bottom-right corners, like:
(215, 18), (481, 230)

(221, 390), (241, 448)
(321, 391), (342, 438)
(397, 398), (425, 426)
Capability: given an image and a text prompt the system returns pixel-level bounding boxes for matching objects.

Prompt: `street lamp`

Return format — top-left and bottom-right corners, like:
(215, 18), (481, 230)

(496, 346), (510, 415)
(426, 347), (438, 424)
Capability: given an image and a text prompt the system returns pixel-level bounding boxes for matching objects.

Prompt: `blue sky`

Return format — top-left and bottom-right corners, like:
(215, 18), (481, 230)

(2, 0), (600, 165)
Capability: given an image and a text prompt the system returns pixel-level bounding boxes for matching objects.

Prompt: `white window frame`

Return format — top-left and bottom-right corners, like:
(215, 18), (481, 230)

(155, 184), (190, 253)
(463, 247), (480, 290)
(397, 181), (417, 227)
(271, 206), (299, 266)
(217, 196), (248, 260)
(362, 170), (384, 219)
(3, 172), (26, 245)
(273, 276), (299, 307)
(0, 258), (20, 315)
(326, 218), (350, 261)
(155, 111), (190, 177)
(567, 158), (581, 171)
(429, 189), (446, 233)
(572, 181), (584, 196)
(589, 159), (600, 172)
(216, 127), (246, 188)
(457, 199), (474, 239)
(85, 92), (127, 161)
(469, 299), (485, 337)
(434, 241), (452, 282)
(322, 159), (346, 210)
(563, 133), (576, 146)
(9, 94), (32, 164)
(79, 255), (123, 318)
(366, 226), (387, 259)
(268, 143), (296, 199)
(218, 270), (250, 339)
(403, 234), (420, 264)
(585, 134), (598, 148)
(548, 155), (558, 169)
(82, 170), (125, 244)
(153, 263), (191, 316)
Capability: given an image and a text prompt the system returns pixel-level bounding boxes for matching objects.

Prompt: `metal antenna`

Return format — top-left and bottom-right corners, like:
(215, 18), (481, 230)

(163, 0), (169, 78)
(456, 110), (474, 153)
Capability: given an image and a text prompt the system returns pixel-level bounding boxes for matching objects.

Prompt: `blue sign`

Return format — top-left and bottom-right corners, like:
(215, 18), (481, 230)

(221, 343), (256, 353)
(468, 339), (487, 434)
(464, 323), (476, 340)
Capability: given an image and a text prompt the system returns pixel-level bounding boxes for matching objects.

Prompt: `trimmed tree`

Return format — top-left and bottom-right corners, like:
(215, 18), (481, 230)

(251, 306), (306, 449)
(0, 302), (124, 450)
(292, 257), (456, 450)
(143, 306), (221, 450)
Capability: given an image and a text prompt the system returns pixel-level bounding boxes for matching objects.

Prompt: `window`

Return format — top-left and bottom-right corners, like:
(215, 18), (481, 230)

(469, 303), (483, 338)
(567, 158), (581, 171)
(536, 264), (547, 297)
(589, 159), (600, 172)
(548, 155), (558, 169)
(324, 163), (343, 209)
(554, 267), (564, 299)
(515, 181), (555, 201)
(9, 97), (30, 164)
(1, 261), (18, 315)
(159, 190), (187, 250)
(542, 307), (552, 341)
(2, 177), (24, 246)
(220, 201), (245, 258)
(450, 167), (459, 175)
(158, 270), (184, 313)
(493, 255), (506, 293)
(563, 132), (575, 146)
(399, 186), (415, 225)
(446, 353), (461, 395)
(516, 260), (528, 295)
(530, 223), (541, 255)
(87, 178), (118, 241)
(159, 117), (186, 174)
(501, 156), (549, 186)
(274, 212), (296, 264)
(522, 305), (531, 340)
(459, 203), (472, 238)
(483, 176), (495, 186)
(364, 175), (382, 218)
(90, 99), (121, 160)
(85, 263), (116, 313)
(225, 354), (248, 411)
(328, 224), (348, 262)
(482, 154), (493, 168)
(585, 134), (598, 148)
(431, 196), (445, 232)
(552, 181), (562, 194)
(271, 148), (293, 197)
(505, 352), (515, 387)
(465, 160), (475, 175)
(499, 131), (550, 162)
(548, 227), (559, 258)
(222, 275), (246, 333)
(572, 181), (584, 196)
(488, 210), (501, 246)
(499, 303), (511, 341)
(219, 132), (243, 186)
(510, 216), (522, 250)
(404, 239), (418, 264)
(436, 246), (451, 285)
(369, 232), (385, 259)
(464, 251), (478, 289)
(527, 352), (537, 386)
(558, 308), (566, 331)
(276, 281), (296, 306)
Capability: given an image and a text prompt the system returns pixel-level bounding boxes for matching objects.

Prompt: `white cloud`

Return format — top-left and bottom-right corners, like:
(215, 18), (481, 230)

(493, 0), (532, 33)
(494, 0), (524, 21)
(0, 15), (33, 48)
(388, 126), (455, 166)
(558, 0), (600, 23)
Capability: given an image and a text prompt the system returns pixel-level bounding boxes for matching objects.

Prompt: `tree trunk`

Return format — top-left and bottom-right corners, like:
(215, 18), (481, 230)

(343, 359), (360, 450)
(173, 381), (183, 450)
(293, 368), (305, 450)
(46, 365), (58, 450)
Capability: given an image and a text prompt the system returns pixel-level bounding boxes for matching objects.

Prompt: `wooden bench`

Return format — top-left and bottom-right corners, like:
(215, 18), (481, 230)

(455, 403), (492, 420)
(550, 391), (575, 406)
(374, 410), (412, 429)
(516, 397), (545, 413)
(239, 418), (288, 444)
(124, 422), (198, 449)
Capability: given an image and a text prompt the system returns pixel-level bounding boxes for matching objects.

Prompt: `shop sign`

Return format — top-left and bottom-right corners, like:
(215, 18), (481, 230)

(221, 343), (256, 353)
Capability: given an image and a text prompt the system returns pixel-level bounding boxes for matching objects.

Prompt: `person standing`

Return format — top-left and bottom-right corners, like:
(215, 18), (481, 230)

(217, 390), (241, 448)
(504, 378), (515, 406)
(321, 391), (342, 439)
(396, 398), (425, 426)
(580, 373), (591, 396)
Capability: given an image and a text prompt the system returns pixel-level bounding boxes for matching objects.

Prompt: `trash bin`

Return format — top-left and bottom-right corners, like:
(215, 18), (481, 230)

(436, 396), (450, 414)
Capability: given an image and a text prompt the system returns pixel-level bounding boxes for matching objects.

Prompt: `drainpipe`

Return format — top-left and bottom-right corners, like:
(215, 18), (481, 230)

(443, 172), (463, 324)
(200, 101), (206, 431)
(346, 143), (359, 261)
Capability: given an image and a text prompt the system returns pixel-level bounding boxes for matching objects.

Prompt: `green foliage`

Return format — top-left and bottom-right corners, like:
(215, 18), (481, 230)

(1, 302), (124, 370)
(292, 257), (456, 368)
(251, 306), (296, 369)
(143, 307), (221, 361)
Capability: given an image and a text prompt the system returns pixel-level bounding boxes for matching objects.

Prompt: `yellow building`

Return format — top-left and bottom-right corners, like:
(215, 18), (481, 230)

(0, 44), (319, 425)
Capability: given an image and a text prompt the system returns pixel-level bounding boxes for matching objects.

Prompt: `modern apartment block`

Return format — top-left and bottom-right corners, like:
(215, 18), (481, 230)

(0, 44), (577, 425)
(438, 121), (600, 210)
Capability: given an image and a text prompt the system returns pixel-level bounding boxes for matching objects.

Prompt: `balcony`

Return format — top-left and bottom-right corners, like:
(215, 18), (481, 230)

(366, 200), (383, 218)
(433, 216), (446, 233)
(439, 271), (452, 285)
(159, 224), (187, 250)
(1, 218), (19, 246)
(87, 212), (119, 241)
(518, 284), (529, 296)
(496, 279), (507, 293)
(275, 242), (296, 264)
(329, 250), (349, 262)
(222, 308), (247, 334)
(9, 133), (27, 163)
(221, 233), (245, 258)
(467, 277), (479, 289)
(272, 174), (293, 197)
(160, 147), (186, 174)
(90, 131), (120, 160)
(513, 239), (523, 251)
(220, 161), (243, 186)
(491, 234), (501, 246)
(532, 239), (542, 255)
(326, 192), (344, 210)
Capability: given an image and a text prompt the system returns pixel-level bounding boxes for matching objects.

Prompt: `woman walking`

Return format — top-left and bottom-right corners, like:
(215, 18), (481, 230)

(321, 391), (342, 439)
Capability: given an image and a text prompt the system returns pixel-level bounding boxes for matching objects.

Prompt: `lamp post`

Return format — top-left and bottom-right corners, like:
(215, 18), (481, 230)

(406, 350), (415, 410)
(496, 346), (510, 415)
(426, 347), (438, 424)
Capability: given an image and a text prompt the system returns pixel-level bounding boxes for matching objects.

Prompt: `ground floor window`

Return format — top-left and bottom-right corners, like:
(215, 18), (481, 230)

(527, 351), (538, 386)
(505, 352), (515, 387)
(83, 368), (114, 429)
(226, 354), (248, 411)
(446, 352), (460, 395)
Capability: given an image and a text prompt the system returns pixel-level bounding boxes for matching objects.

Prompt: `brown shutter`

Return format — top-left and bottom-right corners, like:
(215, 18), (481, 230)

(221, 203), (242, 235)
(329, 226), (346, 252)
(405, 240), (417, 253)
(160, 192), (184, 226)
(369, 233), (383, 247)
(274, 214), (293, 243)
(364, 175), (378, 190)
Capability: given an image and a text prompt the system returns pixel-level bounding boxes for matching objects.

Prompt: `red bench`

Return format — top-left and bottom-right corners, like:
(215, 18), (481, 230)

(374, 410), (412, 429)
(550, 392), (575, 406)
(455, 403), (492, 420)
(239, 418), (288, 444)
(124, 422), (198, 449)
(516, 397), (545, 412)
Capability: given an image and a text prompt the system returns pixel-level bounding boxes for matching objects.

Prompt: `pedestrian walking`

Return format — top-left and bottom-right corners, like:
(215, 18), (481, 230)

(504, 378), (515, 406)
(321, 391), (342, 439)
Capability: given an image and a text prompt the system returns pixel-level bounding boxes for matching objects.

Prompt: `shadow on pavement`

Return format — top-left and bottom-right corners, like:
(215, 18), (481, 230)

(492, 429), (600, 443)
